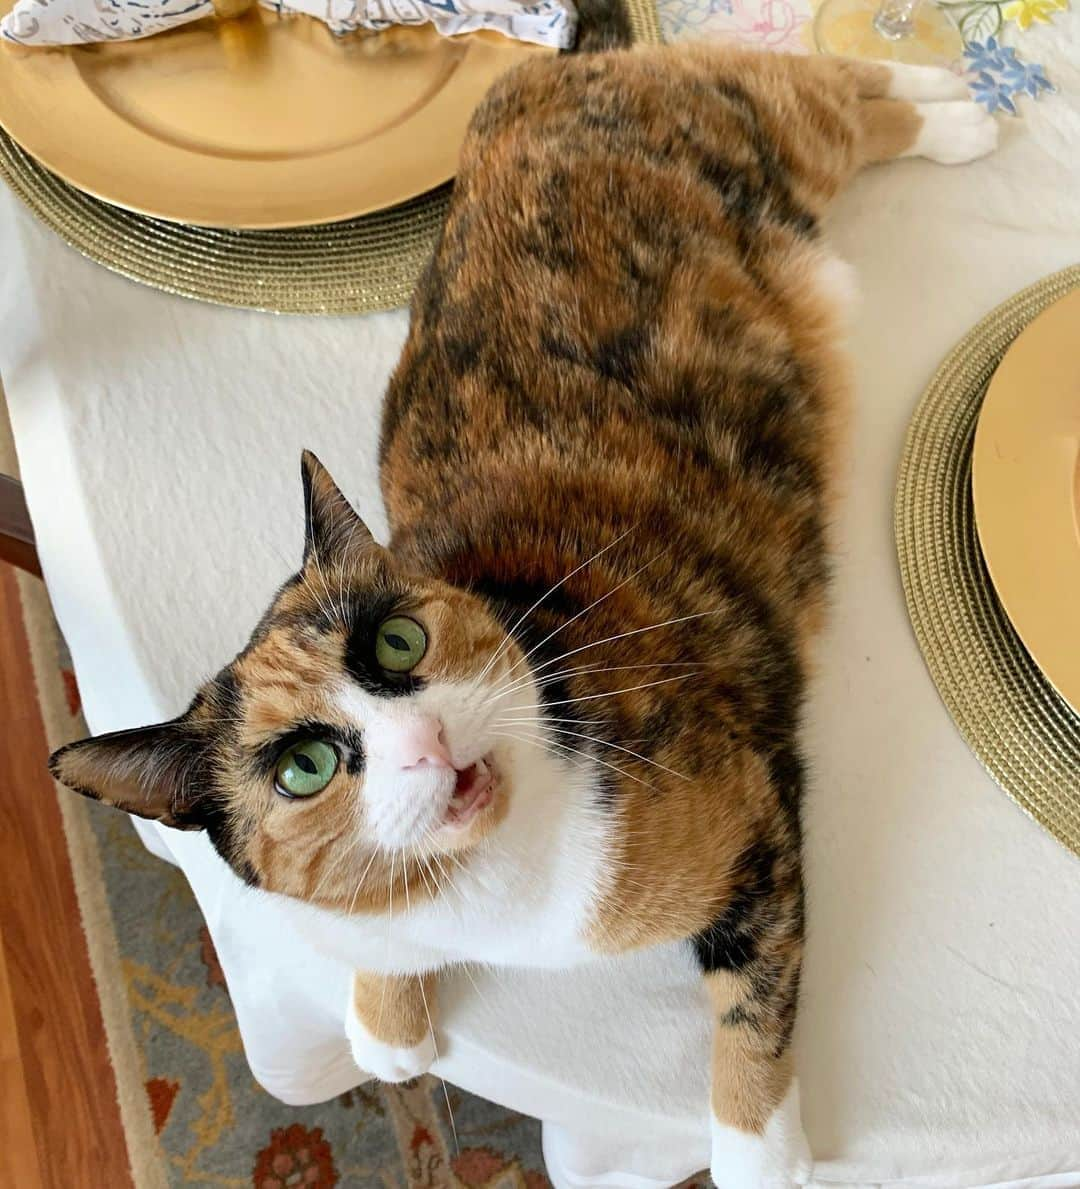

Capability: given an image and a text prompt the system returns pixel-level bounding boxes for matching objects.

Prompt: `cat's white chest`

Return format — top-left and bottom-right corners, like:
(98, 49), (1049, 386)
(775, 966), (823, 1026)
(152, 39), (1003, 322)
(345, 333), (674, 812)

(282, 763), (611, 974)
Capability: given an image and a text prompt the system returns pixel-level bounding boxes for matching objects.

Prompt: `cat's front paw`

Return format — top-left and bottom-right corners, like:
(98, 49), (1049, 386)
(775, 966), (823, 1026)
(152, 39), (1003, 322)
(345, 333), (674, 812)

(710, 1080), (811, 1189)
(345, 1008), (436, 1083)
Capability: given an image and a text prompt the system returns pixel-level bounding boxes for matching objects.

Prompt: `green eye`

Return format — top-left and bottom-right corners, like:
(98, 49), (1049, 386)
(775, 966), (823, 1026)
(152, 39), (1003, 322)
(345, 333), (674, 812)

(275, 739), (338, 798)
(375, 616), (428, 673)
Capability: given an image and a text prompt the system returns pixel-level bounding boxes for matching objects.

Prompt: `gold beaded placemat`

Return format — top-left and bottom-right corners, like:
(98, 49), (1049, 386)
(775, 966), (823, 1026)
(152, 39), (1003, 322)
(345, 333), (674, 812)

(0, 0), (662, 316)
(895, 264), (1080, 859)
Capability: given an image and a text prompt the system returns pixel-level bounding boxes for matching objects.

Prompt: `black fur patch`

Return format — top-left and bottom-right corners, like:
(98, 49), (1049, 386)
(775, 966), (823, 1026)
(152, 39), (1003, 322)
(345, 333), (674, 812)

(343, 592), (426, 699)
(692, 839), (777, 973)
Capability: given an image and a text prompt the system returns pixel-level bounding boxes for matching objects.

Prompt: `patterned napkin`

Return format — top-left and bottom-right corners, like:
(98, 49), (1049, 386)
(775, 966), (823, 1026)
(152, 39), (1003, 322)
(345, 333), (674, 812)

(0, 0), (576, 48)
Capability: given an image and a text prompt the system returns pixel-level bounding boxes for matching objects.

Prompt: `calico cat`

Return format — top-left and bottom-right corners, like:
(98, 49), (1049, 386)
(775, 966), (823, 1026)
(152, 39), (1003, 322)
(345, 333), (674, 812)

(50, 45), (996, 1187)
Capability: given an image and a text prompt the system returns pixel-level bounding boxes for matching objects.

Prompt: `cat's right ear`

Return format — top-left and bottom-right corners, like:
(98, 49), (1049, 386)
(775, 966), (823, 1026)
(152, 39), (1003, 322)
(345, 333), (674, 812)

(49, 720), (212, 830)
(300, 450), (378, 566)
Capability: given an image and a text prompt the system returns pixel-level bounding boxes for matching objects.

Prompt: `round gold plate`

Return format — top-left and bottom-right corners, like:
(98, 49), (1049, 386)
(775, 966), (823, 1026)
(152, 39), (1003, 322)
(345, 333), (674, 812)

(896, 265), (1080, 858)
(972, 288), (1080, 716)
(0, 0), (662, 312)
(0, 6), (550, 228)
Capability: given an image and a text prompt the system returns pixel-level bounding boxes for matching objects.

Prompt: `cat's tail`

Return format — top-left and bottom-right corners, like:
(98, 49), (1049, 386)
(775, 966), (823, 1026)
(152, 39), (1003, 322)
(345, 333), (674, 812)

(571, 0), (633, 52)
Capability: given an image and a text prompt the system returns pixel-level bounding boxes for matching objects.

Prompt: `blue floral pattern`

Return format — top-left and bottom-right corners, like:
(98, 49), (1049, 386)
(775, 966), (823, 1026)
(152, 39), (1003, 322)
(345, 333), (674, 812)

(662, 0), (733, 37)
(963, 36), (1056, 114)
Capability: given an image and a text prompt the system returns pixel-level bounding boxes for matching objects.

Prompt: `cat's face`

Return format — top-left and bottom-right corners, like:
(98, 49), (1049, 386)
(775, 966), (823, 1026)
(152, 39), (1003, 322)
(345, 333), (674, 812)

(49, 453), (553, 913)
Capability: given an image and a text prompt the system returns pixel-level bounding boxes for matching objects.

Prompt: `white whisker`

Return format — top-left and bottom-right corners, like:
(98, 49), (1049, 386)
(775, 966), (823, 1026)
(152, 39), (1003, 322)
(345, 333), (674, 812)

(417, 972), (458, 1153)
(410, 847), (438, 902)
(492, 609), (722, 700)
(309, 842), (354, 904)
(491, 550), (665, 697)
(376, 849), (397, 1037)
(492, 658), (702, 706)
(495, 715), (611, 728)
(513, 671), (696, 712)
(458, 962), (493, 1011)
(494, 729), (655, 790)
(346, 846), (383, 916)
(305, 525), (340, 624)
(542, 725), (690, 782)
(334, 518), (365, 625)
(418, 834), (469, 921)
(473, 525), (638, 688)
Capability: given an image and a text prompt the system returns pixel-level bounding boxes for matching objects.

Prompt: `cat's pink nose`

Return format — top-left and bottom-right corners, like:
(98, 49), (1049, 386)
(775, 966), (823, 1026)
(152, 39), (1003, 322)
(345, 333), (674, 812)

(395, 716), (453, 771)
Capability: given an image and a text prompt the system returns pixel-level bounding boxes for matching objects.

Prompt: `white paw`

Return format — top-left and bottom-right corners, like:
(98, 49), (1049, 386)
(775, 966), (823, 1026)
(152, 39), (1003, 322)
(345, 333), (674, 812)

(812, 253), (860, 322)
(710, 1080), (811, 1189)
(884, 62), (969, 102)
(908, 100), (999, 165)
(345, 1009), (436, 1083)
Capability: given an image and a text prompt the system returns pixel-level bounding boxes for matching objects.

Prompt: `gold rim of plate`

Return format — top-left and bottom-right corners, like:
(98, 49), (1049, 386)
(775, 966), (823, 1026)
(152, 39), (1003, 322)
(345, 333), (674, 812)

(0, 0), (662, 313)
(895, 263), (1080, 861)
(0, 12), (553, 229)
(971, 288), (1080, 717)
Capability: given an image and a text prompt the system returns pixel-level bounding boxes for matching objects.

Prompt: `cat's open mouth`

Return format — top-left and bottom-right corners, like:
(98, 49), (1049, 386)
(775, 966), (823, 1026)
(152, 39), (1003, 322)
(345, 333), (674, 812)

(443, 756), (495, 829)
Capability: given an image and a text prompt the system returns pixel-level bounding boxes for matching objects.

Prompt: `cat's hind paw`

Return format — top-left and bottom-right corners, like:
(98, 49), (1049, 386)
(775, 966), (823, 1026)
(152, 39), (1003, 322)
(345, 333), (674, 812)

(907, 100), (999, 165)
(346, 1008), (436, 1083)
(710, 1080), (811, 1189)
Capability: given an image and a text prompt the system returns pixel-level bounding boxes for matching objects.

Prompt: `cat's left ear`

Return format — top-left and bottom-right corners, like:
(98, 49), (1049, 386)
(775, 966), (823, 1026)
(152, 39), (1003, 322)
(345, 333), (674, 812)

(49, 719), (212, 830)
(300, 450), (379, 566)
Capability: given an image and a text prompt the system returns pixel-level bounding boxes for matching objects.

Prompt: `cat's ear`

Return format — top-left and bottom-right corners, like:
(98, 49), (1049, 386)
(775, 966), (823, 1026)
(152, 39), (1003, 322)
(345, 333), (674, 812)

(49, 720), (212, 830)
(300, 450), (377, 565)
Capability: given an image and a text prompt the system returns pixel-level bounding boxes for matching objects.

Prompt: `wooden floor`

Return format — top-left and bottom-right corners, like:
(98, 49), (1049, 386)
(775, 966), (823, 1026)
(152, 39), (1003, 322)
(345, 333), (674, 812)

(0, 563), (133, 1186)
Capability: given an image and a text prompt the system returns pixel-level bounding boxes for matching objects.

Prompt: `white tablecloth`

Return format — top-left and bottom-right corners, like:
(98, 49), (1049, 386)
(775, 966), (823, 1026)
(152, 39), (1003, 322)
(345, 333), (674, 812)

(3, 20), (1080, 1187)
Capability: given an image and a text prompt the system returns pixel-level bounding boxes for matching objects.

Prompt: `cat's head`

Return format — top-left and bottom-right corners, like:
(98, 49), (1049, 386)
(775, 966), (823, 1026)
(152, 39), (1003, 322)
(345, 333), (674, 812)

(49, 452), (555, 912)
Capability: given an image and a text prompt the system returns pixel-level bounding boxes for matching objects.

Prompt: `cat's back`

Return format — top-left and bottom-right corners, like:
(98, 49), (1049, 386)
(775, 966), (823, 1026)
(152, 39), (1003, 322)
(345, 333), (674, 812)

(381, 44), (854, 630)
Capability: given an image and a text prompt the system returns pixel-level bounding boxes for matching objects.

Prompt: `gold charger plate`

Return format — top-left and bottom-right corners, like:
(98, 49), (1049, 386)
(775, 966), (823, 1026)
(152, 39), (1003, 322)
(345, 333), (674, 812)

(0, 0), (662, 313)
(0, 0), (661, 311)
(0, 6), (550, 228)
(972, 289), (1080, 717)
(895, 264), (1080, 860)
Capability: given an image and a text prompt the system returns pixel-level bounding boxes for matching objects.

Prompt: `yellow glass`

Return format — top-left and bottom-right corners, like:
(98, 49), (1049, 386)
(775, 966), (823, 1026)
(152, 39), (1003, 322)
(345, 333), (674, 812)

(814, 0), (963, 66)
